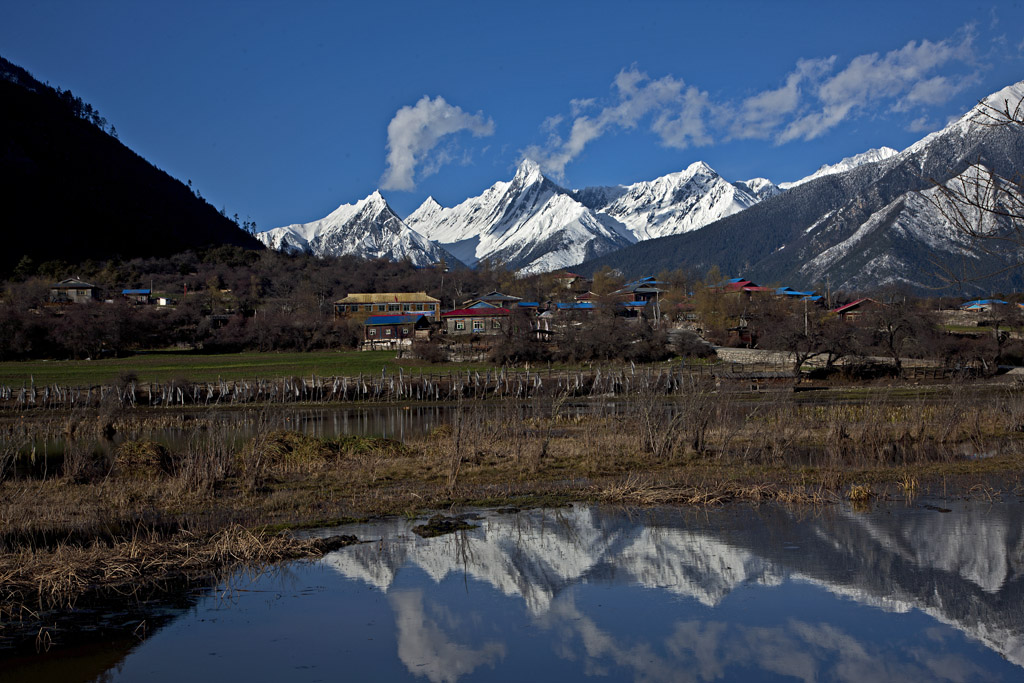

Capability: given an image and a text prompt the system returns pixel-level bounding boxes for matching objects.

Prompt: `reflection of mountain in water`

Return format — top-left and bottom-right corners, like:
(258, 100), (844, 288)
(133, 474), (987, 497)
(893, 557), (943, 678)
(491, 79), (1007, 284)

(322, 503), (1024, 668)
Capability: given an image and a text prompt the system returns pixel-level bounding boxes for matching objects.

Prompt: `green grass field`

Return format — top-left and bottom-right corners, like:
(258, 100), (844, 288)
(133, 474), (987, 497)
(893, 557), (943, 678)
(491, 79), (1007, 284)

(0, 350), (500, 387)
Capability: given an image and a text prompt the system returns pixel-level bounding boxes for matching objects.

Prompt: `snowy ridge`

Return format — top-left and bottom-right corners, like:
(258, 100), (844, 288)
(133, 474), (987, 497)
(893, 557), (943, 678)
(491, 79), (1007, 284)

(257, 191), (454, 266)
(779, 147), (899, 189)
(798, 163), (1021, 290)
(577, 161), (778, 241)
(903, 80), (1024, 158)
(406, 159), (635, 274)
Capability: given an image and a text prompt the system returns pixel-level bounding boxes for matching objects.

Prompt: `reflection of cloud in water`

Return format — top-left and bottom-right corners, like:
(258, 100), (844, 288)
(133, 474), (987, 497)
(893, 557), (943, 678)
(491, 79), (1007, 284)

(389, 589), (505, 683)
(542, 603), (989, 683)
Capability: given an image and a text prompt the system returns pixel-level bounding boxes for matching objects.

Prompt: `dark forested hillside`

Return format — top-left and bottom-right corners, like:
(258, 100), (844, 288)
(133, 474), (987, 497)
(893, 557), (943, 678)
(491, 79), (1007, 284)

(0, 56), (261, 276)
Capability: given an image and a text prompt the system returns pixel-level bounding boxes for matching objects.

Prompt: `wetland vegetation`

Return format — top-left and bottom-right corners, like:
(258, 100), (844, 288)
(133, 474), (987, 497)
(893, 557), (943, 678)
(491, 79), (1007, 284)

(2, 373), (1024, 652)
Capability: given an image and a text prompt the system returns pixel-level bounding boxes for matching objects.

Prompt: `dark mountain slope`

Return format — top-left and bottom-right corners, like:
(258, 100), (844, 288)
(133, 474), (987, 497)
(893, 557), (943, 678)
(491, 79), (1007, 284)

(579, 82), (1024, 294)
(0, 57), (261, 275)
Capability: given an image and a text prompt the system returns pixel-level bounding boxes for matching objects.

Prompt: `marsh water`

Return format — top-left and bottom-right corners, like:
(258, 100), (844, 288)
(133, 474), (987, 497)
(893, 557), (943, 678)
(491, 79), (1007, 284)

(5, 500), (1024, 682)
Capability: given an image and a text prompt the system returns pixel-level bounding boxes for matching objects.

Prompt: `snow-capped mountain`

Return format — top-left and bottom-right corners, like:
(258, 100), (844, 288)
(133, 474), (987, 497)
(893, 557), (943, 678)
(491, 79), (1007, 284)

(257, 191), (455, 266)
(779, 146), (899, 189)
(584, 80), (1024, 293)
(405, 159), (636, 274)
(574, 161), (781, 240)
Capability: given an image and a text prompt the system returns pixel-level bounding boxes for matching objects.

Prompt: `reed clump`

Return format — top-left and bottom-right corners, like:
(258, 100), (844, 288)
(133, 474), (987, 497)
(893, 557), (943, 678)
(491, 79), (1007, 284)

(0, 525), (345, 611)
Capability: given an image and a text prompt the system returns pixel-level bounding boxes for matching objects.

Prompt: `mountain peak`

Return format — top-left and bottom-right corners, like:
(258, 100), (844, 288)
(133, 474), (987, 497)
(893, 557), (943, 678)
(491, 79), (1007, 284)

(515, 158), (544, 181)
(780, 147), (899, 189)
(684, 160), (716, 176)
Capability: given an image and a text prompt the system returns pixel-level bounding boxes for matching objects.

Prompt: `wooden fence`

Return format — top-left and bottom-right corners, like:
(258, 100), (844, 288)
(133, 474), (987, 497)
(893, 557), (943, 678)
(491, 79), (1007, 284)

(0, 364), (737, 411)
(0, 360), (964, 411)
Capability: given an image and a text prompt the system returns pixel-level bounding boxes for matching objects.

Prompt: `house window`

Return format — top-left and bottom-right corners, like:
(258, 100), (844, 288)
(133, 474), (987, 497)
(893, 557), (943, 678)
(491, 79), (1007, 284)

(377, 304), (387, 311)
(455, 320), (465, 330)
(414, 303), (422, 311)
(385, 328), (392, 336)
(368, 328), (377, 337)
(403, 304), (411, 311)
(401, 327), (409, 335)
(473, 320), (485, 332)
(388, 304), (400, 312)
(364, 304), (373, 312)
(491, 320), (501, 329)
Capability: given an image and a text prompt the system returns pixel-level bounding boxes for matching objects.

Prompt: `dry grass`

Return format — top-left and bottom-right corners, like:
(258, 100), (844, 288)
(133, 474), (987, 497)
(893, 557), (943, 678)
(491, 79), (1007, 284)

(2, 382), (1024, 629)
(0, 525), (317, 608)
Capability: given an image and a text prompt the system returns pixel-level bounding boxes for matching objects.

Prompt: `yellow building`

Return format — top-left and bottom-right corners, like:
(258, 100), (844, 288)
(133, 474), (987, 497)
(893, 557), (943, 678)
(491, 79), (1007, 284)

(333, 292), (441, 322)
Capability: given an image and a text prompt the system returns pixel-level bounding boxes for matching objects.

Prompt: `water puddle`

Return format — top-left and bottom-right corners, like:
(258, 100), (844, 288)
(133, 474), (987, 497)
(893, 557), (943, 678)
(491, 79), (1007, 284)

(4, 500), (1024, 682)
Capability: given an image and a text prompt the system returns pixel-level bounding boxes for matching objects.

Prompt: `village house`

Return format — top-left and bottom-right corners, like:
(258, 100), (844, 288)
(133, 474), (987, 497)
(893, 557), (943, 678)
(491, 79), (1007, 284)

(362, 314), (432, 348)
(613, 276), (666, 318)
(333, 292), (440, 322)
(121, 288), (152, 304)
(462, 291), (522, 308)
(553, 271), (588, 290)
(50, 277), (97, 304)
(833, 298), (881, 322)
(441, 306), (510, 335)
(960, 298), (1009, 312)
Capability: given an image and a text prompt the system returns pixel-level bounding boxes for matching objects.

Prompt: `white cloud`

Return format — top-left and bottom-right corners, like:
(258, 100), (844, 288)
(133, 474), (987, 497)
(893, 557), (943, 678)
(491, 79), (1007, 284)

(531, 26), (986, 171)
(907, 116), (934, 132)
(570, 98), (596, 116)
(381, 96), (494, 191)
(780, 31), (978, 142)
(730, 57), (835, 140)
(526, 68), (710, 178)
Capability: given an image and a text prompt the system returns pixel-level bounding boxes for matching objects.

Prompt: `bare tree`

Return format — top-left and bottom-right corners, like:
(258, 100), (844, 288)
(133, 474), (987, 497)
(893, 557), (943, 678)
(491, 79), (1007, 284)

(928, 92), (1024, 285)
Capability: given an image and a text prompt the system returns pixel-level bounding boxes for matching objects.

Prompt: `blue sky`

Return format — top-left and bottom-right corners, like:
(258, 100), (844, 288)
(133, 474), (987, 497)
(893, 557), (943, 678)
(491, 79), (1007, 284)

(3, 1), (1023, 228)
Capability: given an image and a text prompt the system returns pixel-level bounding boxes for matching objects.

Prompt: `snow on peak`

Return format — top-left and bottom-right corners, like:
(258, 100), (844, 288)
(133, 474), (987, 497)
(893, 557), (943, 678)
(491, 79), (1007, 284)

(901, 80), (1024, 157)
(514, 158), (544, 183)
(578, 162), (772, 241)
(406, 162), (631, 272)
(780, 147), (900, 189)
(684, 160), (716, 177)
(967, 80), (1024, 127)
(258, 191), (452, 266)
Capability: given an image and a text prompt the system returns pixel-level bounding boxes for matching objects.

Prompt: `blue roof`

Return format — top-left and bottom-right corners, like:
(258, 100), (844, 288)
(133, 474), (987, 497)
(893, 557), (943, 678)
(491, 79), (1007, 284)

(122, 289), (151, 295)
(775, 287), (816, 296)
(517, 301), (540, 307)
(618, 300), (649, 307)
(556, 302), (594, 310)
(962, 299), (1009, 308)
(364, 315), (427, 325)
(623, 276), (667, 288)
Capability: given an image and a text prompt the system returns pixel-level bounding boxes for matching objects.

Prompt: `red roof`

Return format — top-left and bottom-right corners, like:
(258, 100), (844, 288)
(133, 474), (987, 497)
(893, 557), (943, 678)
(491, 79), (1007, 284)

(724, 279), (754, 291)
(833, 298), (874, 314)
(442, 307), (511, 317)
